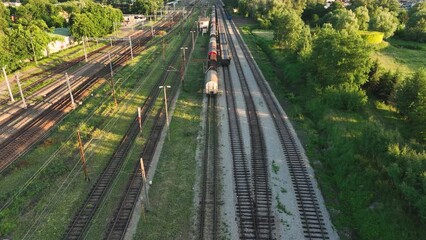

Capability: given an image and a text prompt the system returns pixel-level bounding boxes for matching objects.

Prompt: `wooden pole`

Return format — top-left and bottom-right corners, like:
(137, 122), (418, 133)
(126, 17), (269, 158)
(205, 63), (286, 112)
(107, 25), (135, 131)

(129, 36), (133, 59)
(162, 86), (170, 141)
(2, 67), (14, 102)
(65, 72), (76, 108)
(151, 23), (154, 36)
(138, 107), (142, 132)
(82, 36), (88, 62)
(140, 158), (150, 210)
(77, 130), (90, 181)
(15, 73), (27, 109)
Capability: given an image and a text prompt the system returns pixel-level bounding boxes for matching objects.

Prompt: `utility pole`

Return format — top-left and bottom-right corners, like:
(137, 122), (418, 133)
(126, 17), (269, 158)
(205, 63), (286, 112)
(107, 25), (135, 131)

(110, 37), (113, 47)
(82, 36), (88, 62)
(2, 66), (14, 102)
(15, 73), (27, 109)
(151, 22), (154, 36)
(180, 47), (188, 62)
(140, 157), (150, 210)
(65, 72), (76, 109)
(190, 31), (195, 50)
(138, 107), (142, 132)
(159, 85), (171, 140)
(108, 52), (118, 107)
(77, 130), (90, 181)
(129, 36), (133, 59)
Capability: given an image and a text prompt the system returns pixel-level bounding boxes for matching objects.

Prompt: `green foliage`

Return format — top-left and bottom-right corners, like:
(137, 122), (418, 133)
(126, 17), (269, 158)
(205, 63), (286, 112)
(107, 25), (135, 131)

(323, 84), (368, 110)
(370, 7), (399, 39)
(301, 3), (328, 27)
(69, 3), (123, 38)
(133, 0), (162, 15)
(321, 8), (359, 32)
(387, 145), (426, 222)
(354, 6), (370, 30)
(359, 30), (384, 44)
(364, 64), (402, 103)
(309, 25), (371, 102)
(396, 69), (426, 141)
(0, 2), (10, 31)
(404, 2), (426, 42)
(272, 9), (311, 57)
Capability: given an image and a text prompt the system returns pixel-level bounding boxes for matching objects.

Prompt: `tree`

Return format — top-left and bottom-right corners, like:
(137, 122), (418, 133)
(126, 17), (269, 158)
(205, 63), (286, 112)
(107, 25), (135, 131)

(354, 6), (370, 30)
(69, 3), (122, 38)
(322, 8), (359, 32)
(0, 2), (9, 31)
(370, 7), (399, 38)
(309, 25), (371, 109)
(272, 9), (310, 54)
(396, 69), (426, 141)
(404, 2), (426, 42)
(302, 2), (328, 26)
(310, 25), (371, 88)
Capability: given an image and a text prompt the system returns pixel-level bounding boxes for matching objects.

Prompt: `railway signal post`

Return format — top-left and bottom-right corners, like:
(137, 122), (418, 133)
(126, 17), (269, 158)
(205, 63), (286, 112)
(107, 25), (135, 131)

(2, 66), (14, 102)
(15, 73), (27, 109)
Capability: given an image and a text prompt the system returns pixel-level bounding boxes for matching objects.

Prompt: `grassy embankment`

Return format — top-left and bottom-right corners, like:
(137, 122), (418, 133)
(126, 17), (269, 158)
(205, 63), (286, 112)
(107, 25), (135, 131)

(0, 15), (195, 239)
(374, 38), (426, 76)
(239, 25), (426, 240)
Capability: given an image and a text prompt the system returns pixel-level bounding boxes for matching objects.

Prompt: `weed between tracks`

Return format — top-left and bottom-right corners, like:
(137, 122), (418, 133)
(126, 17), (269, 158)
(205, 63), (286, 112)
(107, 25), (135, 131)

(134, 24), (205, 240)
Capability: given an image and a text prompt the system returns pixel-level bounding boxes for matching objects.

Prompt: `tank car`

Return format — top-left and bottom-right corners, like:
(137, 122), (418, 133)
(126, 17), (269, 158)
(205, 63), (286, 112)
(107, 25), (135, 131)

(205, 69), (219, 95)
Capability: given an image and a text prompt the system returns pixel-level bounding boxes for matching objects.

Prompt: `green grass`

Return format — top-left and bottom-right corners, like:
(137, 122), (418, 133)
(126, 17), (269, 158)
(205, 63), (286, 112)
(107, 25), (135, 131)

(134, 21), (205, 239)
(252, 29), (274, 41)
(373, 38), (426, 77)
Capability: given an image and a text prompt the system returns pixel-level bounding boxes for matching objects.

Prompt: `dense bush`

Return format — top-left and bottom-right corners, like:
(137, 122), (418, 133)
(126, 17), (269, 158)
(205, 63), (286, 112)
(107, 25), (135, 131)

(403, 2), (426, 42)
(322, 84), (368, 110)
(363, 63), (402, 103)
(396, 70), (426, 142)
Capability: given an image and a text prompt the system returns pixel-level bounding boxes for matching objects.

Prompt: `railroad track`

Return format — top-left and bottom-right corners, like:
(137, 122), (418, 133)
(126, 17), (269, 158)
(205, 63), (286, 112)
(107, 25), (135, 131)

(0, 16), (182, 174)
(104, 15), (193, 240)
(64, 13), (188, 239)
(226, 8), (330, 240)
(198, 95), (219, 239)
(220, 5), (274, 239)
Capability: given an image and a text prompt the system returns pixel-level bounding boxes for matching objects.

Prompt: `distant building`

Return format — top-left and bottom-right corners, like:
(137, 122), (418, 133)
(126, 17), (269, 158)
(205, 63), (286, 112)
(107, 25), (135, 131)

(2, 1), (22, 7)
(399, 0), (423, 8)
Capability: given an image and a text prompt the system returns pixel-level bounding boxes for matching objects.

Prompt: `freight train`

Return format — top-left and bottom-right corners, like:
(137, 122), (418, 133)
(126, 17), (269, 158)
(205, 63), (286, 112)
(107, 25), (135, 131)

(205, 4), (231, 95)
